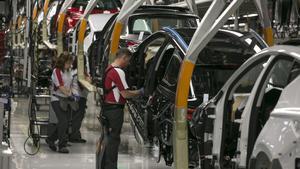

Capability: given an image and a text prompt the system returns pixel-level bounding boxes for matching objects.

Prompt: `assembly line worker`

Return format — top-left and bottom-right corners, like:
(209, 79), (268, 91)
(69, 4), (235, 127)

(103, 48), (144, 169)
(47, 52), (74, 154)
(69, 58), (91, 143)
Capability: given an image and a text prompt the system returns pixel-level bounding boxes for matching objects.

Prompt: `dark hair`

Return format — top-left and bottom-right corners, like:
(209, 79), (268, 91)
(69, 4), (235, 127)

(55, 51), (72, 72)
(115, 48), (132, 59)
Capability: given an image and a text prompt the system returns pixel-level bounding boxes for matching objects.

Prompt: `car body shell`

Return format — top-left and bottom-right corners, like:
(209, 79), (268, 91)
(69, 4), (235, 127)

(192, 45), (300, 169)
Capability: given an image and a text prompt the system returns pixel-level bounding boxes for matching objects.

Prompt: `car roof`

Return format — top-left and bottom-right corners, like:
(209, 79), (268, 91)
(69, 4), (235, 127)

(163, 28), (263, 51)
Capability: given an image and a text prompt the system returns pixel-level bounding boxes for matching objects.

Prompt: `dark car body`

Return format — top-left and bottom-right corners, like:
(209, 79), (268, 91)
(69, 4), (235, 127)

(98, 24), (267, 167)
(89, 6), (199, 81)
(119, 5), (199, 47)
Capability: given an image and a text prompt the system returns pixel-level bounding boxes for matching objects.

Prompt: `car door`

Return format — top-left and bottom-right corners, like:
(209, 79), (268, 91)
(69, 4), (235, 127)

(125, 32), (170, 143)
(191, 52), (273, 168)
(239, 53), (300, 168)
(126, 32), (169, 90)
(88, 14), (117, 80)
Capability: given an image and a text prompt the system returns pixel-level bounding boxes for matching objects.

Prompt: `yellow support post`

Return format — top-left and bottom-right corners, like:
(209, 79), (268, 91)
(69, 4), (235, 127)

(110, 21), (124, 56)
(56, 0), (76, 56)
(254, 0), (274, 46)
(174, 0), (244, 168)
(32, 4), (38, 20)
(263, 27), (274, 46)
(174, 61), (195, 169)
(75, 0), (99, 91)
(57, 13), (66, 56)
(77, 19), (95, 91)
(17, 16), (22, 47)
(42, 0), (50, 43)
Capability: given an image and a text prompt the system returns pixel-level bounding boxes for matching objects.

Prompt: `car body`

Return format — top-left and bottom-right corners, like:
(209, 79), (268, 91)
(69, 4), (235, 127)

(119, 5), (200, 47)
(91, 6), (200, 81)
(45, 0), (121, 43)
(98, 25), (267, 167)
(66, 0), (121, 31)
(83, 13), (116, 53)
(191, 45), (300, 169)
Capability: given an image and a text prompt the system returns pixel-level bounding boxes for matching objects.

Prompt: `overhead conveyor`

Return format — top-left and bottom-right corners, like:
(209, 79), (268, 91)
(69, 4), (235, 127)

(56, 0), (76, 56)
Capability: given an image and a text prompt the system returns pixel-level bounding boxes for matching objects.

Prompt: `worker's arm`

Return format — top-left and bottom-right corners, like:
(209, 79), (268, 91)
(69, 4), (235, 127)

(58, 86), (72, 96)
(120, 89), (143, 99)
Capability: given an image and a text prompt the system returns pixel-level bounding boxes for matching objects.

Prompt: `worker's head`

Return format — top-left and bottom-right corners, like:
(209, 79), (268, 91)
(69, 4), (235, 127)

(55, 51), (73, 71)
(114, 48), (132, 68)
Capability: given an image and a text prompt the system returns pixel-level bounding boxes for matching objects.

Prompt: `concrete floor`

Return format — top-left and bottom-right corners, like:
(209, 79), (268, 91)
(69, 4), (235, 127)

(9, 96), (173, 169)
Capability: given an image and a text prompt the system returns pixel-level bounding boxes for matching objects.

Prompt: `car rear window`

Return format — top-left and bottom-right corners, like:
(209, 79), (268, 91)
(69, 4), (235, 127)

(128, 16), (198, 35)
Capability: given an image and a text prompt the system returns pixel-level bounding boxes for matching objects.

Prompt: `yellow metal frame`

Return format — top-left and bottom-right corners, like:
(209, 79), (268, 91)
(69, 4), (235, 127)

(56, 0), (77, 56)
(32, 4), (38, 20)
(17, 16), (23, 47)
(57, 13), (66, 56)
(77, 19), (95, 91)
(110, 21), (124, 56)
(42, 0), (50, 43)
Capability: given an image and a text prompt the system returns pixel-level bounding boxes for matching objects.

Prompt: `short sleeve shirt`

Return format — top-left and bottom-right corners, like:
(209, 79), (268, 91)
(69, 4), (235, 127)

(51, 68), (72, 101)
(104, 65), (129, 104)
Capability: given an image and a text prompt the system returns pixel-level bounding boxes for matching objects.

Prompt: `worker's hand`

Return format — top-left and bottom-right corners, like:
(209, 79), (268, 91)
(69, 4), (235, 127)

(138, 88), (144, 96)
(71, 94), (81, 102)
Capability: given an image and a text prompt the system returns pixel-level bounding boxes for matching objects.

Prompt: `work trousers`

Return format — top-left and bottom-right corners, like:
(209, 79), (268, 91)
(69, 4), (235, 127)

(102, 107), (124, 169)
(47, 101), (68, 148)
(70, 97), (87, 139)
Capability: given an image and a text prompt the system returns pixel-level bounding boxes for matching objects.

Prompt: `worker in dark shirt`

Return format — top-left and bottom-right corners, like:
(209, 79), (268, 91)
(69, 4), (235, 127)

(102, 48), (143, 169)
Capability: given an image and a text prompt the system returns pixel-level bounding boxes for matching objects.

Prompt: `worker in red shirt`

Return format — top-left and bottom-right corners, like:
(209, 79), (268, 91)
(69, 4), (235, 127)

(102, 48), (143, 169)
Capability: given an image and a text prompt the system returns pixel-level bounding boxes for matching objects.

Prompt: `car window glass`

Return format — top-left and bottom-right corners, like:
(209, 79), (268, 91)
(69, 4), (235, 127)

(133, 19), (152, 33)
(144, 37), (166, 67)
(256, 59), (294, 119)
(130, 17), (198, 34)
(161, 49), (182, 90)
(266, 59), (293, 88)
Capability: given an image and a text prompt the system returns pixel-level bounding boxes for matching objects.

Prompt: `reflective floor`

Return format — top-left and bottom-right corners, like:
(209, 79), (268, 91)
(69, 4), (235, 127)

(9, 96), (173, 169)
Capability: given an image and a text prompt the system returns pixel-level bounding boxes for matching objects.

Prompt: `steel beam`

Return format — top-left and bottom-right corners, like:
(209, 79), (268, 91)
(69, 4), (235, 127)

(185, 0), (199, 14)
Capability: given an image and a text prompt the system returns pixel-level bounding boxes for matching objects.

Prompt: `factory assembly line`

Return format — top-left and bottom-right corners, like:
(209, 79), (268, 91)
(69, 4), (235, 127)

(0, 0), (300, 169)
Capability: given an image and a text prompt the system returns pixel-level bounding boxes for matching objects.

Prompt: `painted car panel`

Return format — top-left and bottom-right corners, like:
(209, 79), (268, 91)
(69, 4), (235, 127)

(252, 74), (300, 169)
(84, 13), (115, 53)
(194, 45), (300, 168)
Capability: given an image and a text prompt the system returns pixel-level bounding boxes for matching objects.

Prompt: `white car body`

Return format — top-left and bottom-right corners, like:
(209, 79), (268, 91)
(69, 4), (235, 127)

(83, 13), (115, 53)
(251, 74), (300, 169)
(196, 45), (300, 169)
